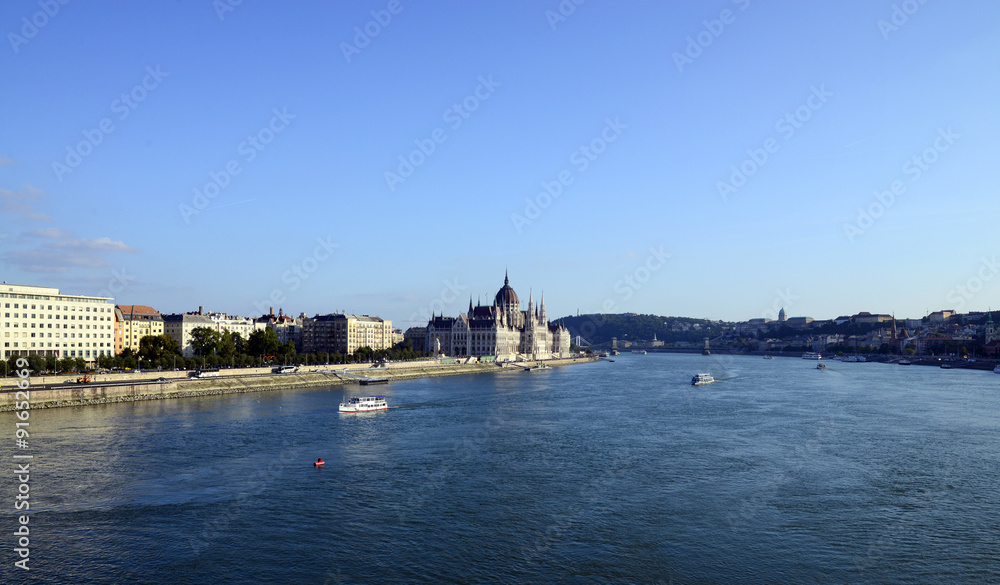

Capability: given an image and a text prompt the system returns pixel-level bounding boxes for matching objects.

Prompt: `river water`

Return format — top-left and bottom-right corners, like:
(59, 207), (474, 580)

(3, 354), (999, 584)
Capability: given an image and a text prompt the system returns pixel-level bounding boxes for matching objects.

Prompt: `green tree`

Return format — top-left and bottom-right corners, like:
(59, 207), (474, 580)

(27, 355), (46, 374)
(218, 331), (238, 359)
(139, 334), (180, 366)
(5, 355), (23, 376)
(121, 354), (137, 371)
(278, 340), (297, 363)
(97, 353), (115, 370)
(190, 327), (222, 357)
(248, 328), (280, 361)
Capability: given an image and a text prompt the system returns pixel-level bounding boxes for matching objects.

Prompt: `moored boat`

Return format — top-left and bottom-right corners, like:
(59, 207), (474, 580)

(523, 362), (552, 371)
(994, 365), (1000, 374)
(763, 354), (773, 359)
(802, 352), (822, 360)
(339, 395), (388, 413)
(691, 373), (715, 386)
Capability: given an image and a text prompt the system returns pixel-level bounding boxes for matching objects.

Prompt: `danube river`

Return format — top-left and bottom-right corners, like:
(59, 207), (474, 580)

(4, 354), (1000, 584)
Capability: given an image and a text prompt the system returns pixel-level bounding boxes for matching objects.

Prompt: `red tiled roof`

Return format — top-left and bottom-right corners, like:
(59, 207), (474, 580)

(117, 304), (160, 316)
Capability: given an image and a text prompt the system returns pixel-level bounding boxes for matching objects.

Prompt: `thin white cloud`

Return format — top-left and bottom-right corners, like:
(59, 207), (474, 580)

(26, 227), (73, 239)
(52, 237), (135, 252)
(0, 184), (48, 221)
(7, 248), (109, 273)
(5, 229), (136, 273)
(0, 156), (13, 165)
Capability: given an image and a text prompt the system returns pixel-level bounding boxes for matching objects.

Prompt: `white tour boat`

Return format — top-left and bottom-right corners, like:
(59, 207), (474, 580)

(802, 352), (822, 360)
(691, 373), (715, 386)
(339, 395), (388, 413)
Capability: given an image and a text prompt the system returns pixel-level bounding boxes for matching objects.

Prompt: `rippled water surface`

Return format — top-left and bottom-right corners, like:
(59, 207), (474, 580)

(3, 354), (1000, 584)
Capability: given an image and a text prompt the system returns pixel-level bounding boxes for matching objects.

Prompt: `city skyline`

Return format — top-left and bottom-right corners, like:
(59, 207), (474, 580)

(2, 2), (999, 324)
(4, 275), (990, 329)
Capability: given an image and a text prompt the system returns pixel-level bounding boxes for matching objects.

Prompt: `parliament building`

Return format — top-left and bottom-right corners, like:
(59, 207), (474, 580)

(425, 273), (570, 361)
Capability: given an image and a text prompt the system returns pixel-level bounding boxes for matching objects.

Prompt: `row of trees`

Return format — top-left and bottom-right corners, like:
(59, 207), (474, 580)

(185, 326), (426, 365)
(5, 327), (429, 376)
(4, 355), (89, 377)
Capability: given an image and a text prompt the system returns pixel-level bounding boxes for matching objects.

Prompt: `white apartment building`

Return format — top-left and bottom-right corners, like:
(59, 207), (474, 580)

(1, 283), (115, 363)
(205, 311), (266, 340)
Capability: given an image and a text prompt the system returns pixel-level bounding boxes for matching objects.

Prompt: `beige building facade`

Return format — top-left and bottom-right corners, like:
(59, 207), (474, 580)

(116, 305), (164, 354)
(162, 313), (216, 358)
(302, 314), (394, 354)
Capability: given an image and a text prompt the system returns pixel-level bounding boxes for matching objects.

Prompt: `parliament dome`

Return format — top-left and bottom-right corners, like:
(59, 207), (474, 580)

(494, 272), (519, 307)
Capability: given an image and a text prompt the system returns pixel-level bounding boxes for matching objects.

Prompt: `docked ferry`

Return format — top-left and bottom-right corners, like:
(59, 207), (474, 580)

(339, 395), (388, 413)
(691, 373), (715, 386)
(802, 352), (822, 360)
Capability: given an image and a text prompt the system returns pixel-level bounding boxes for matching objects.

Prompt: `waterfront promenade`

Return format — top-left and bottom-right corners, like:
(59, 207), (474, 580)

(0, 356), (599, 410)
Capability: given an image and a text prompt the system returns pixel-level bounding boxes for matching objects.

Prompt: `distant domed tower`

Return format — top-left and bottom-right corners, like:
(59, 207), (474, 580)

(778, 308), (786, 322)
(494, 271), (519, 310)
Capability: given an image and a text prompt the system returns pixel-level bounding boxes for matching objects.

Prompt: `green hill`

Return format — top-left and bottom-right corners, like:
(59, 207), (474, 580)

(554, 313), (728, 346)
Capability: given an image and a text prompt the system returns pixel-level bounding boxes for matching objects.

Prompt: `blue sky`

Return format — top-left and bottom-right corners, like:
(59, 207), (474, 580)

(2, 1), (998, 327)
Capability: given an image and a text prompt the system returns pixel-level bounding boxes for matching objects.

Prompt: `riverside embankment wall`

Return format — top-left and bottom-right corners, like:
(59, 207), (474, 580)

(0, 356), (599, 411)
